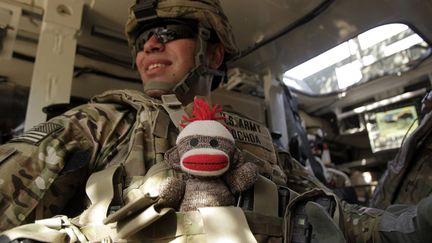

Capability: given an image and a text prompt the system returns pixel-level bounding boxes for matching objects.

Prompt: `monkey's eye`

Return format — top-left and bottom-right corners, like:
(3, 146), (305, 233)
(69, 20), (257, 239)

(190, 138), (199, 147)
(209, 139), (219, 147)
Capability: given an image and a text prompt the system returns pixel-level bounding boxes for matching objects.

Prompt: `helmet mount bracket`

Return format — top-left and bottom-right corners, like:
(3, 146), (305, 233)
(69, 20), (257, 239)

(134, 0), (158, 23)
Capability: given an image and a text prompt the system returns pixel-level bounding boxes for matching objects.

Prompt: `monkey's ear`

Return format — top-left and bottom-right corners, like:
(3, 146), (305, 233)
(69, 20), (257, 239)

(164, 146), (181, 170)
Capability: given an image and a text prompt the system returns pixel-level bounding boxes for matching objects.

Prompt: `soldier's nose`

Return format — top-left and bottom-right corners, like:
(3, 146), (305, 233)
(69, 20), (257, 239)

(144, 35), (165, 53)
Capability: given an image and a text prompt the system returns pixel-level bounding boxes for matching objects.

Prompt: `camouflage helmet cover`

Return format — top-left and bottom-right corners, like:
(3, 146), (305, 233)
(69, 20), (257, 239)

(125, 0), (238, 56)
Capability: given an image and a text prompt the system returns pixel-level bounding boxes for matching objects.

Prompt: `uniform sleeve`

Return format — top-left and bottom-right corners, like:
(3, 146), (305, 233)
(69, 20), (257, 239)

(0, 103), (134, 231)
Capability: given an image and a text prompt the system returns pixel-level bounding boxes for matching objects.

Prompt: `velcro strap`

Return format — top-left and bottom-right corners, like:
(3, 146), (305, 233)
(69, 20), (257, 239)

(253, 175), (279, 217)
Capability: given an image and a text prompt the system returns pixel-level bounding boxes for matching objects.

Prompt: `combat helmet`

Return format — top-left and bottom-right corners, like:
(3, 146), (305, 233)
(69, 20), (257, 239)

(125, 0), (239, 96)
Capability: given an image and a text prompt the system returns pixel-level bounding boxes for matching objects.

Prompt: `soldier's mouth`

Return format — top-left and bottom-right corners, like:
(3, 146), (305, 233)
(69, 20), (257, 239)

(147, 63), (167, 71)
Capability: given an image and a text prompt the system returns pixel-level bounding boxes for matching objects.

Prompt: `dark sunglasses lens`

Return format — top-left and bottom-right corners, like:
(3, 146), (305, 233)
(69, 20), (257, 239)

(135, 24), (196, 50)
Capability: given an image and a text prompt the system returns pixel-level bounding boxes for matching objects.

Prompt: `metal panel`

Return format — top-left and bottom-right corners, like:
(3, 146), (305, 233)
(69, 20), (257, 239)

(0, 2), (21, 59)
(25, 0), (84, 130)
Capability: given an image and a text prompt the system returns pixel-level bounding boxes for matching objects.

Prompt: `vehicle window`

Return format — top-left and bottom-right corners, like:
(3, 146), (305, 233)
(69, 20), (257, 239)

(283, 23), (430, 95)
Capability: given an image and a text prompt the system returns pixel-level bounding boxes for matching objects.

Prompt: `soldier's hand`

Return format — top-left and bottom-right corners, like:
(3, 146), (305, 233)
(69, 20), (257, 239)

(416, 194), (432, 242)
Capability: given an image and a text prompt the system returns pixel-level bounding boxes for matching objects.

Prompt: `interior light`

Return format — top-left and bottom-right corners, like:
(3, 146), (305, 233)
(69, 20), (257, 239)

(362, 172), (372, 184)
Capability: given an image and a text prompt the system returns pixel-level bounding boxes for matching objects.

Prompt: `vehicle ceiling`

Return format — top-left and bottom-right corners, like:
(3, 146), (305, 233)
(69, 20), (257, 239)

(79, 0), (432, 72)
(7, 0), (432, 114)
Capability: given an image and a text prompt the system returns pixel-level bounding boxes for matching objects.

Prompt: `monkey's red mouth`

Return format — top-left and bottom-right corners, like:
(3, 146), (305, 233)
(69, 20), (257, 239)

(182, 154), (228, 171)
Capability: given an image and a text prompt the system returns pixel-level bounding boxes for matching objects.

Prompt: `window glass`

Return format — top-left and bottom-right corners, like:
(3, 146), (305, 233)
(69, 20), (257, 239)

(283, 24), (430, 95)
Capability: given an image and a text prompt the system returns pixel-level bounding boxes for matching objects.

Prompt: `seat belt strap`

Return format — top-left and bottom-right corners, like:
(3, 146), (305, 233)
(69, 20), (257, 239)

(2, 216), (87, 243)
(199, 206), (258, 243)
(117, 204), (173, 239)
(1, 224), (69, 243)
(79, 164), (122, 224)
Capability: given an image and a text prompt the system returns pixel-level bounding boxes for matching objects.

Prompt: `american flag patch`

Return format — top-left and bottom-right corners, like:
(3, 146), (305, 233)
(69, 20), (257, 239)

(9, 122), (64, 145)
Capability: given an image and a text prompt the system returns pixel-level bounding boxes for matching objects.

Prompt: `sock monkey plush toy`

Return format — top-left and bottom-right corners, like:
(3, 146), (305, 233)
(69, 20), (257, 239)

(159, 98), (259, 211)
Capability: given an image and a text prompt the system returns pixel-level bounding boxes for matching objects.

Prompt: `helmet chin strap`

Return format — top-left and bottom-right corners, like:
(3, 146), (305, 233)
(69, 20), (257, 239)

(143, 25), (225, 97)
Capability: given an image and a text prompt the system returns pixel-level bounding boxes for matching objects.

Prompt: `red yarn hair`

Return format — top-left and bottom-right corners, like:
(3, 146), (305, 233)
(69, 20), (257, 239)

(180, 98), (225, 127)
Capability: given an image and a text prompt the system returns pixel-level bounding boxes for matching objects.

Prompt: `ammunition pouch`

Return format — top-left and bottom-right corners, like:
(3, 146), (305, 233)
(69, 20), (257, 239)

(285, 189), (343, 243)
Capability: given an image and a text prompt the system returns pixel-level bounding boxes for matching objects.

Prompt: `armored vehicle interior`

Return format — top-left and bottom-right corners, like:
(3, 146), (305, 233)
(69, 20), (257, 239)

(1, 0), (432, 205)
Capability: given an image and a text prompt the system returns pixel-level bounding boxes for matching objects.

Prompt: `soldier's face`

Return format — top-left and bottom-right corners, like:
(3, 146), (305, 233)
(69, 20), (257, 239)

(135, 35), (196, 97)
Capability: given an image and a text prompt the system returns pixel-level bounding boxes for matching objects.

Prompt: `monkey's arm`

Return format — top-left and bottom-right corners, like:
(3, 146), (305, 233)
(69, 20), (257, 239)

(224, 162), (259, 194)
(156, 177), (185, 210)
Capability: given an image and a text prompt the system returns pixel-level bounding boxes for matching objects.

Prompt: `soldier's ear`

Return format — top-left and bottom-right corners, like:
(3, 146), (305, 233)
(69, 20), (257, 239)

(207, 42), (225, 69)
(164, 146), (181, 170)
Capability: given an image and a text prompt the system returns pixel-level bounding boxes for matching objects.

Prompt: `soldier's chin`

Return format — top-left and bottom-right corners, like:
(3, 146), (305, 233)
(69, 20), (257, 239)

(144, 89), (173, 98)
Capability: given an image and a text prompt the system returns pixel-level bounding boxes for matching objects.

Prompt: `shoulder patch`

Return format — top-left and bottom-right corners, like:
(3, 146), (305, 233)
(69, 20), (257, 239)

(222, 111), (273, 151)
(9, 122), (64, 145)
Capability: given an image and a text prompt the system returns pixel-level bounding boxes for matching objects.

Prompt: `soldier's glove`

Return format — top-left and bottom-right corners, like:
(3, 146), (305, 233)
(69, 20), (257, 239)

(305, 201), (347, 243)
(416, 194), (432, 243)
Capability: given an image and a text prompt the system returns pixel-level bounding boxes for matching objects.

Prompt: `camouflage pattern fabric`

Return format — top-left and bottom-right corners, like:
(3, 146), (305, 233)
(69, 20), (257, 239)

(389, 134), (432, 205)
(280, 151), (385, 243)
(340, 201), (383, 243)
(0, 89), (179, 231)
(371, 91), (432, 209)
(2, 88), (431, 243)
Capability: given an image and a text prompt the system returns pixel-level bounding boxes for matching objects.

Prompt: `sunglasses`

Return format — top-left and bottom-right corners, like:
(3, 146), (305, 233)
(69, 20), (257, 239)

(135, 24), (197, 51)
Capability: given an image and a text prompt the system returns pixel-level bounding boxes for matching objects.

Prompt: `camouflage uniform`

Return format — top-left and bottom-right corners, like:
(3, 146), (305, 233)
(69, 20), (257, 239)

(371, 91), (432, 208)
(1, 89), (432, 243)
(0, 89), (179, 230)
(1, 0), (432, 240)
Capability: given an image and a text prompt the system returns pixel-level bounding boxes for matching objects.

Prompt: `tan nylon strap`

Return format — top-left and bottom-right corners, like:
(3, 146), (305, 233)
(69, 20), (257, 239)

(104, 207), (282, 241)
(152, 109), (170, 138)
(2, 216), (87, 243)
(158, 0), (219, 12)
(143, 81), (177, 92)
(199, 206), (258, 243)
(117, 204), (173, 239)
(161, 94), (187, 130)
(2, 224), (69, 243)
(253, 175), (279, 217)
(79, 164), (122, 224)
(36, 216), (88, 242)
(79, 224), (118, 242)
(103, 196), (158, 224)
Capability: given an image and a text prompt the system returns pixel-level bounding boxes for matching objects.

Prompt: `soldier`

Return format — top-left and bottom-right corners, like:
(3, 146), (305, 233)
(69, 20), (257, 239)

(0, 0), (432, 242)
(370, 90), (432, 209)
